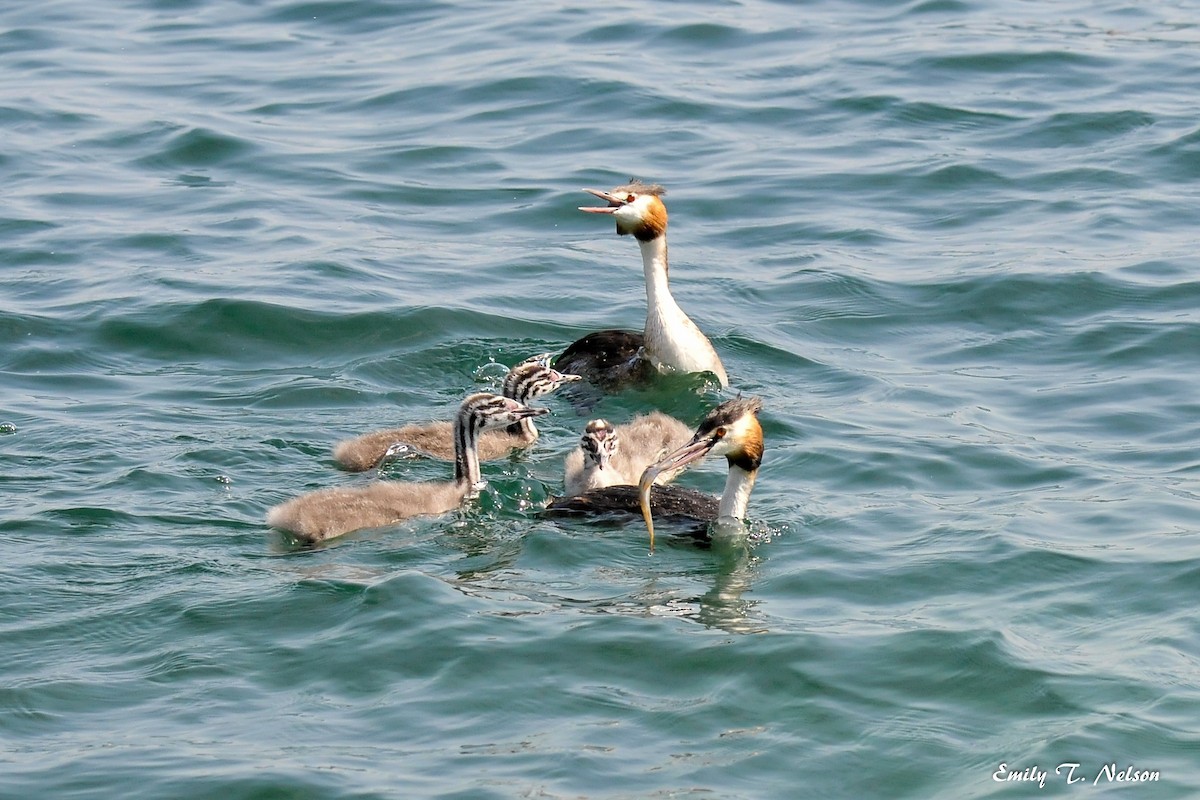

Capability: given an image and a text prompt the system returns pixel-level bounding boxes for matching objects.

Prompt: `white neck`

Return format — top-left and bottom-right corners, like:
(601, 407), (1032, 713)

(639, 237), (729, 387)
(718, 465), (757, 520)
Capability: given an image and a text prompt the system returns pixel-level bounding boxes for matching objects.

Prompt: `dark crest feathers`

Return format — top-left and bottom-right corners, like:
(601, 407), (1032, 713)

(615, 179), (665, 197)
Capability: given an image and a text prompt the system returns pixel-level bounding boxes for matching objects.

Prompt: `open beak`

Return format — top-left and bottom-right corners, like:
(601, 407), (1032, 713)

(579, 188), (625, 213)
(637, 434), (719, 553)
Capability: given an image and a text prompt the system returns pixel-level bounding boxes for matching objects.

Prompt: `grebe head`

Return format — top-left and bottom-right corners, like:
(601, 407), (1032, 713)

(580, 419), (619, 471)
(462, 392), (550, 430)
(637, 397), (763, 550)
(579, 180), (668, 242)
(502, 357), (582, 403)
(644, 397), (763, 478)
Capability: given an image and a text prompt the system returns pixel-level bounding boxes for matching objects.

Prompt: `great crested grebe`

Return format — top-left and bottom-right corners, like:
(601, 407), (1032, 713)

(547, 397), (762, 550)
(561, 411), (692, 496)
(553, 181), (729, 389)
(268, 392), (548, 544)
(332, 355), (580, 471)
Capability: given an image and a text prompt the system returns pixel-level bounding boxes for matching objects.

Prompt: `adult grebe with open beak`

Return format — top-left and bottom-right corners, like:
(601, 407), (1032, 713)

(554, 181), (729, 390)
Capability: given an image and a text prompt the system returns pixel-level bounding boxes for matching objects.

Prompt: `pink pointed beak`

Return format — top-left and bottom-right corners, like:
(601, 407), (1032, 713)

(550, 368), (583, 384)
(578, 188), (625, 213)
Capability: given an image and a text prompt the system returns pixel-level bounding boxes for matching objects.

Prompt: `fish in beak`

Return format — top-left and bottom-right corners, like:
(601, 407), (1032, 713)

(636, 432), (721, 552)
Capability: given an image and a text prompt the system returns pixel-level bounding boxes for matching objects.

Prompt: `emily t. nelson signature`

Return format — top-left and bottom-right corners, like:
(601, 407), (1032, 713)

(994, 763), (1161, 788)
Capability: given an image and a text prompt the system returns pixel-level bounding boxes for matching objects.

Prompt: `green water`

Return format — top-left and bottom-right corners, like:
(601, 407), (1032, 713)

(2, 1), (1198, 797)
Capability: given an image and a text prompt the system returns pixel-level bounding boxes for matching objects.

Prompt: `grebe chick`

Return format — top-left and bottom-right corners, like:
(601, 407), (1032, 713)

(333, 355), (580, 471)
(269, 392), (548, 544)
(554, 181), (728, 389)
(547, 397), (762, 550)
(562, 412), (692, 496)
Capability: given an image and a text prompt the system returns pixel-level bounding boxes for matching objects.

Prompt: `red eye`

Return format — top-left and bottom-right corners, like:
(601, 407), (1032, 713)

(715, 427), (728, 438)
(625, 194), (636, 203)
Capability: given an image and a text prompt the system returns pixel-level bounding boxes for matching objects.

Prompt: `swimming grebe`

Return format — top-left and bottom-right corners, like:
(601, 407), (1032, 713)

(332, 355), (580, 471)
(547, 397), (762, 550)
(553, 182), (729, 389)
(562, 412), (692, 496)
(269, 392), (548, 544)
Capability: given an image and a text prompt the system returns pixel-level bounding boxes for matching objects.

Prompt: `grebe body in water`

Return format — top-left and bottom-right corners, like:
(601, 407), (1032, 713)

(547, 397), (762, 549)
(554, 182), (728, 389)
(269, 393), (548, 544)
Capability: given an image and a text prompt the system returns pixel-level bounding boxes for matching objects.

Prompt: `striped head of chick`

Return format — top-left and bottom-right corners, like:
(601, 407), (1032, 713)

(580, 419), (619, 471)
